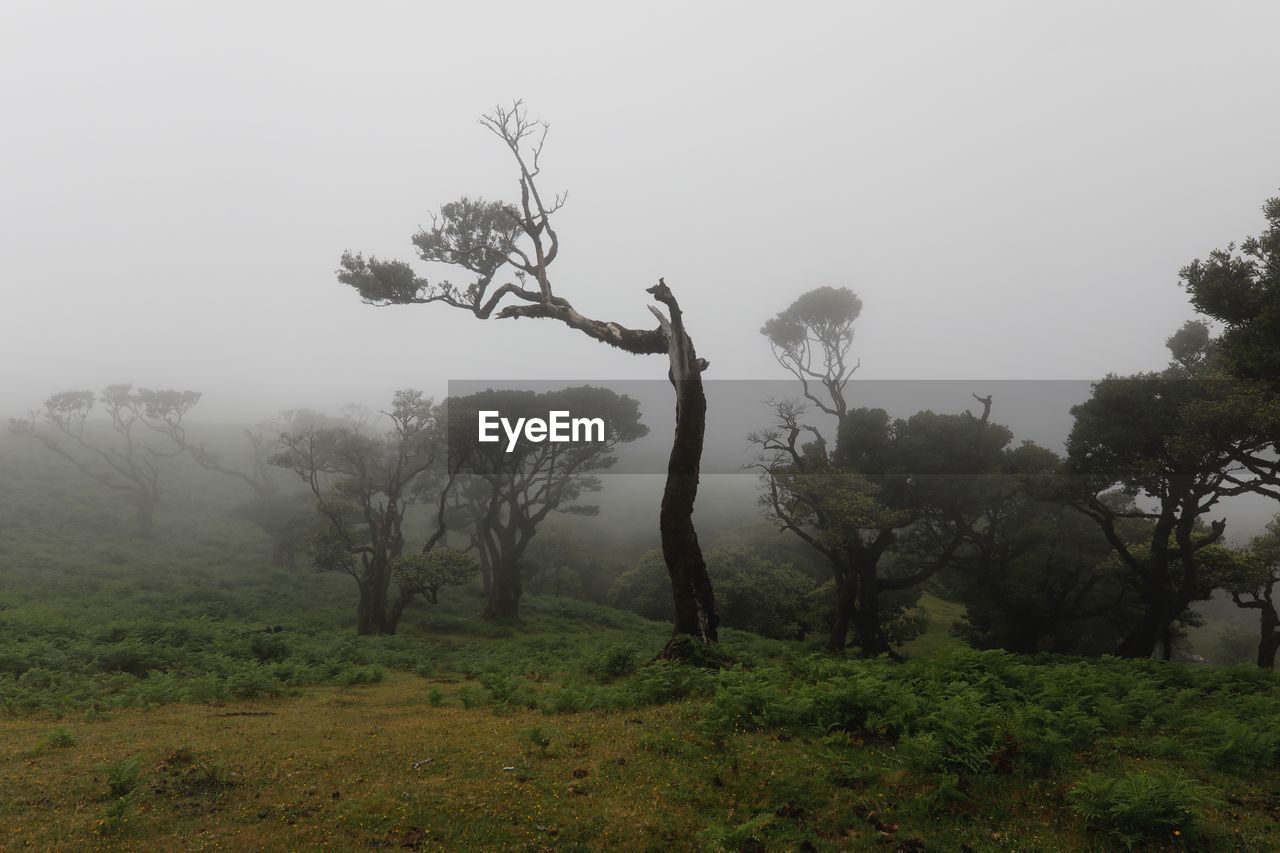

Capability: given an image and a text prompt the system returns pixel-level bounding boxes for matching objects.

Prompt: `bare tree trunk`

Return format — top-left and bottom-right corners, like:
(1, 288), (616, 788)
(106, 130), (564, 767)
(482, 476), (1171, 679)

(356, 582), (376, 635)
(355, 561), (394, 635)
(1160, 625), (1174, 661)
(852, 567), (893, 658)
(486, 553), (522, 619)
(827, 572), (856, 652)
(386, 590), (411, 635)
(1116, 612), (1163, 659)
(649, 281), (719, 654)
(1258, 608), (1279, 669)
(659, 383), (713, 641)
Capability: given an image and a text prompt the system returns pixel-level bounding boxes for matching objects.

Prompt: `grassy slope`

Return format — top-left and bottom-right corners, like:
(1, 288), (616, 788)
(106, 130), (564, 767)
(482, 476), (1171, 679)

(3, 438), (1280, 850)
(901, 593), (966, 660)
(4, 622), (1280, 852)
(3, 672), (921, 851)
(4, 587), (1280, 851)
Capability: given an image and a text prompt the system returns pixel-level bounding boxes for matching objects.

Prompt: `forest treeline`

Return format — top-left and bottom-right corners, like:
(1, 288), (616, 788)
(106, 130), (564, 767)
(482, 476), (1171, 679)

(9, 192), (1280, 671)
(8, 103), (1279, 672)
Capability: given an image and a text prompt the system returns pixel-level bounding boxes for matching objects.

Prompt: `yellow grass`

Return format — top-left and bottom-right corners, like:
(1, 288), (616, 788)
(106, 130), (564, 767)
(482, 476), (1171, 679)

(0, 673), (825, 851)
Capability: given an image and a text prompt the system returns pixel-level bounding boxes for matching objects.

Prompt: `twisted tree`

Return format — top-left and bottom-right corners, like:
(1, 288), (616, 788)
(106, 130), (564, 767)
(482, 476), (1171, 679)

(753, 401), (1005, 655)
(271, 390), (454, 635)
(1176, 199), (1280, 502)
(761, 285), (863, 422)
(443, 387), (646, 619)
(1063, 370), (1268, 658)
(1228, 517), (1280, 669)
(335, 102), (719, 649)
(754, 289), (1000, 655)
(1180, 196), (1280, 382)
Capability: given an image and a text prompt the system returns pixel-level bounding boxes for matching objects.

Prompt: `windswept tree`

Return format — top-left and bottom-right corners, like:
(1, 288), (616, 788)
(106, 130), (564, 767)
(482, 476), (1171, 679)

(8, 385), (199, 538)
(761, 286), (863, 422)
(755, 287), (872, 650)
(1063, 367), (1271, 658)
(1226, 516), (1280, 669)
(335, 101), (719, 650)
(271, 390), (461, 635)
(755, 288), (1004, 655)
(754, 401), (1006, 655)
(1176, 198), (1280, 503)
(444, 386), (646, 619)
(1179, 195), (1280, 381)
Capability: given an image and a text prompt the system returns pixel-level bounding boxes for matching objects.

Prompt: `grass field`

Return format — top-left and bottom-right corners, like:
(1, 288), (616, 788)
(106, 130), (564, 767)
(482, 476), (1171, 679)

(3, 440), (1280, 850)
(3, 590), (1280, 852)
(3, 660), (1275, 852)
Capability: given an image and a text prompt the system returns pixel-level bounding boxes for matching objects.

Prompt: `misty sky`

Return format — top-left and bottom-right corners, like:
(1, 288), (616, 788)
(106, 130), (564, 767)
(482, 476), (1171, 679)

(3, 1), (1278, 422)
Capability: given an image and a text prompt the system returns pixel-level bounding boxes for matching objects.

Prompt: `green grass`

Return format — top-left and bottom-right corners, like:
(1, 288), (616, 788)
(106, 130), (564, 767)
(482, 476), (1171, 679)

(900, 592), (967, 660)
(3, 435), (1280, 850)
(4, 655), (1279, 850)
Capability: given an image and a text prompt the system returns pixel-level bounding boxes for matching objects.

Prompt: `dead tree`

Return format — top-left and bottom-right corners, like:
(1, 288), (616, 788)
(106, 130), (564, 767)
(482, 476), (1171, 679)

(336, 101), (718, 647)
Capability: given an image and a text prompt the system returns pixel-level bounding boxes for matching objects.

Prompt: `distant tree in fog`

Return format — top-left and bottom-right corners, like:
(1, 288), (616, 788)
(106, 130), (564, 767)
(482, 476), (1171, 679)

(1225, 516), (1280, 669)
(761, 286), (863, 422)
(610, 546), (815, 640)
(520, 523), (592, 599)
(335, 101), (720, 656)
(442, 386), (647, 620)
(271, 390), (463, 635)
(1062, 369), (1268, 659)
(1179, 195), (1280, 383)
(943, 459), (1139, 656)
(147, 411), (313, 567)
(755, 398), (1012, 656)
(754, 289), (1010, 656)
(390, 548), (478, 627)
(8, 384), (199, 538)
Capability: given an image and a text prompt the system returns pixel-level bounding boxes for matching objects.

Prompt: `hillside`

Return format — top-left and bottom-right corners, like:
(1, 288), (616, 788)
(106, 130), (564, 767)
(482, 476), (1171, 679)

(2, 436), (1280, 851)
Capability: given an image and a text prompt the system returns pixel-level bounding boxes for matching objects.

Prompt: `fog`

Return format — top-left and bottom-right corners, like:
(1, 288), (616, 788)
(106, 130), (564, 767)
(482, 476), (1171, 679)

(5, 8), (1280, 843)
(3, 1), (1279, 422)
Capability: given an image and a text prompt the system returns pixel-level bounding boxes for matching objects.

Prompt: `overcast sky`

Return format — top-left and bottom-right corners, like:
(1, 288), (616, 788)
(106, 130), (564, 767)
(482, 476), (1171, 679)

(2, 1), (1278, 422)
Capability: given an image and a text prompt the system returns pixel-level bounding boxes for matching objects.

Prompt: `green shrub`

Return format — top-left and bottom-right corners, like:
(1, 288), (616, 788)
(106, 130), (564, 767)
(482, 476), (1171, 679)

(1198, 712), (1279, 773)
(97, 793), (134, 836)
(227, 669), (284, 699)
(524, 725), (553, 754)
(338, 665), (384, 687)
(249, 633), (290, 663)
(585, 644), (639, 682)
(1069, 769), (1208, 849)
(44, 727), (76, 749)
(158, 747), (236, 797)
(459, 685), (486, 709)
(97, 754), (142, 799)
(698, 812), (774, 851)
(96, 643), (160, 677)
(479, 672), (533, 708)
